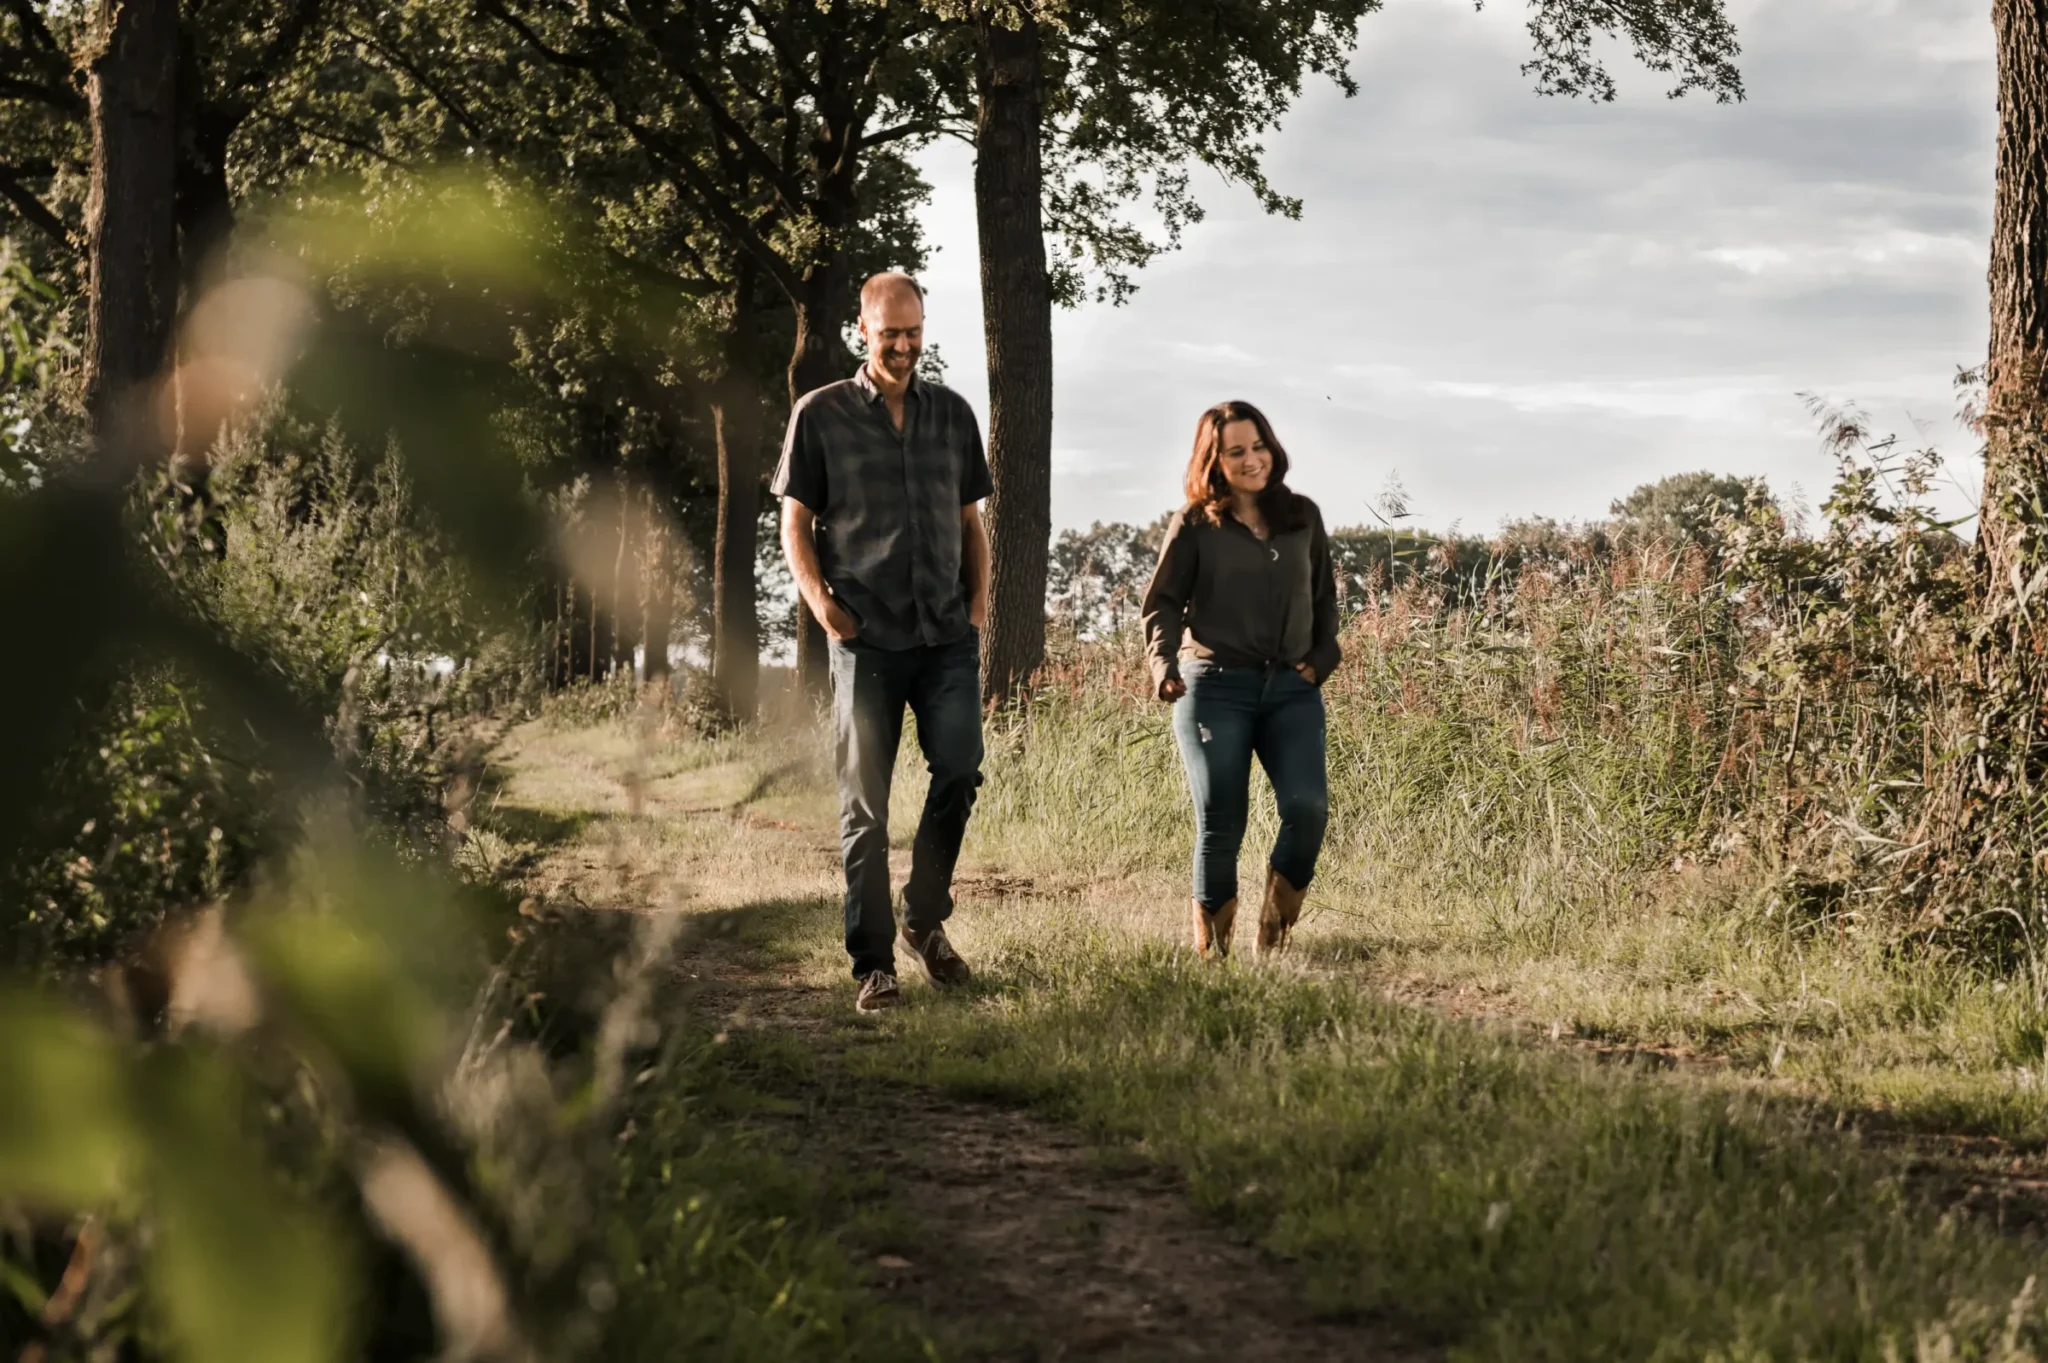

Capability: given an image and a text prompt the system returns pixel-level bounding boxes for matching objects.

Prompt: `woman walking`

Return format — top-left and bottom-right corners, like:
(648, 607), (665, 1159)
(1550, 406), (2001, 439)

(1140, 400), (1341, 958)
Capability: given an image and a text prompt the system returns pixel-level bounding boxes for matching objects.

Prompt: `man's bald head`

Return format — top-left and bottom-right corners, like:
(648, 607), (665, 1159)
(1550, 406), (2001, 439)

(858, 272), (925, 395)
(860, 271), (925, 313)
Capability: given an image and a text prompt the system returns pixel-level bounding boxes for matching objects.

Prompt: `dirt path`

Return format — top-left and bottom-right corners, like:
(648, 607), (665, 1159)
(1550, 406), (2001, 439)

(498, 724), (1423, 1361)
(688, 953), (1415, 1363)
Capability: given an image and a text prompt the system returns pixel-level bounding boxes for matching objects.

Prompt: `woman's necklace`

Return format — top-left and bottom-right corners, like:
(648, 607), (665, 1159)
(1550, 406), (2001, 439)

(1235, 506), (1277, 558)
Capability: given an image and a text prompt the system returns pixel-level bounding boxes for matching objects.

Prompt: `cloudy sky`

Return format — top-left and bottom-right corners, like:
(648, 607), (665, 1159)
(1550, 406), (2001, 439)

(910, 0), (1994, 537)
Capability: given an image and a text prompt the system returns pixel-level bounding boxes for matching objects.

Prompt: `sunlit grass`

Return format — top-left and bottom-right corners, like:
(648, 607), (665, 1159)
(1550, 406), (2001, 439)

(503, 712), (2048, 1361)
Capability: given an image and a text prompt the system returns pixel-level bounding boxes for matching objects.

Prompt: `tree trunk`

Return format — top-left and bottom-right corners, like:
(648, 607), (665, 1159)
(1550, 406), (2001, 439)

(174, 106), (237, 295)
(643, 485), (674, 688)
(1933, 0), (2048, 913)
(787, 264), (852, 701)
(169, 70), (237, 546)
(713, 381), (764, 723)
(973, 10), (1054, 706)
(609, 476), (641, 677)
(713, 278), (766, 724)
(551, 577), (568, 689)
(84, 0), (180, 453)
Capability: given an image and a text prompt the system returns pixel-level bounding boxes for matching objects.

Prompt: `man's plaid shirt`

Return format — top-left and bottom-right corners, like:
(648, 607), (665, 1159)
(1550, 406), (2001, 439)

(771, 367), (993, 651)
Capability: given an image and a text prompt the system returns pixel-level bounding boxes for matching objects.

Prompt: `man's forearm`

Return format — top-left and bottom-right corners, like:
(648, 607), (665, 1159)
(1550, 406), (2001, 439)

(962, 510), (991, 623)
(781, 508), (835, 617)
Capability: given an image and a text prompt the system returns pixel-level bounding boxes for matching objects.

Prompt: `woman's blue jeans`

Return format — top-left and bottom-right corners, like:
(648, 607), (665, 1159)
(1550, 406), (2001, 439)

(1171, 661), (1329, 911)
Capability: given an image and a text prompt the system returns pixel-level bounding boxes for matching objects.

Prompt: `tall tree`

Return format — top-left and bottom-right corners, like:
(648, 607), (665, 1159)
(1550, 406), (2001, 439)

(472, 0), (940, 712)
(1937, 0), (2048, 899)
(954, 0), (1743, 704)
(3, 0), (335, 504)
(0, 3), (84, 254)
(83, 0), (180, 446)
(711, 262), (768, 717)
(298, 0), (747, 695)
(970, 7), (1054, 707)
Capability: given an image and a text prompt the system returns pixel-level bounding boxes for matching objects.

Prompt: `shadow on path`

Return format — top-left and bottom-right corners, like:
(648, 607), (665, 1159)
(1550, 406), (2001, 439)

(669, 895), (1427, 1363)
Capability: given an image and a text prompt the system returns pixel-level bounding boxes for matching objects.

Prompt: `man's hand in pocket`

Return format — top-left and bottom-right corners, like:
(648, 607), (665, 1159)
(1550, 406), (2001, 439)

(817, 597), (859, 641)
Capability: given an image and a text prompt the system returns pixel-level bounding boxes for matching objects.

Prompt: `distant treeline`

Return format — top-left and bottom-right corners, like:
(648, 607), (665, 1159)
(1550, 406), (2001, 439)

(1047, 469), (1849, 640)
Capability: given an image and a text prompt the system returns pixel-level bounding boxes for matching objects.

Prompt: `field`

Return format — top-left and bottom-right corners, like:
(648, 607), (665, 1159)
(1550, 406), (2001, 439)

(465, 629), (2048, 1359)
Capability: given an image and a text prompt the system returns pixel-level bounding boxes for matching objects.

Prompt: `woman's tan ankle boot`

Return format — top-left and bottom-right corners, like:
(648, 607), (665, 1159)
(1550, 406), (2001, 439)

(1193, 898), (1238, 959)
(1255, 871), (1308, 956)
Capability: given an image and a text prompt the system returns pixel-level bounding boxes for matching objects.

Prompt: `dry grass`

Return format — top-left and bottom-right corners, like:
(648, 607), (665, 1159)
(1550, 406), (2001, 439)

(488, 705), (2048, 1361)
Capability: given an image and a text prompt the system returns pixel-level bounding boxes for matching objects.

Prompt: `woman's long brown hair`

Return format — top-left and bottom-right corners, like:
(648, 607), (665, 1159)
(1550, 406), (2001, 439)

(1182, 400), (1309, 532)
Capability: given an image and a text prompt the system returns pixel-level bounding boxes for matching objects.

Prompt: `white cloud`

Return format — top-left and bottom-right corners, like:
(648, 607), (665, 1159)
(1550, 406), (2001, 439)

(913, 0), (1995, 537)
(1701, 229), (1981, 279)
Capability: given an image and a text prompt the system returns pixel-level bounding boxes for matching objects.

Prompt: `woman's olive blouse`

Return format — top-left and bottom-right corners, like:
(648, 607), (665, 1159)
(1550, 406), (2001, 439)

(1140, 498), (1342, 690)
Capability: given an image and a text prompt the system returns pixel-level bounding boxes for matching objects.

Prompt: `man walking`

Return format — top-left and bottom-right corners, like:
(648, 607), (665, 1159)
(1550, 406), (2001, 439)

(772, 271), (993, 1013)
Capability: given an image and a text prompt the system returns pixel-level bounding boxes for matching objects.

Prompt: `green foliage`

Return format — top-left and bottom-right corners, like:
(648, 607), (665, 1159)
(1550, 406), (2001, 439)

(1, 397), (530, 974)
(1033, 437), (1987, 959)
(953, 0), (1745, 305)
(0, 240), (79, 489)
(0, 993), (352, 1363)
(185, 413), (484, 697)
(0, 177), (662, 1362)
(1047, 514), (1170, 640)
(1610, 468), (1771, 551)
(1, 671), (256, 971)
(1328, 523), (1501, 610)
(1020, 0), (1385, 304)
(174, 409), (533, 823)
(1517, 0), (1745, 103)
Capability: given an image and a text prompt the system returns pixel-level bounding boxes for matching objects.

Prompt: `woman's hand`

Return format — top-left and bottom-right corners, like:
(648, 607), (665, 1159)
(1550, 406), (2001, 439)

(1158, 674), (1187, 703)
(1294, 662), (1318, 685)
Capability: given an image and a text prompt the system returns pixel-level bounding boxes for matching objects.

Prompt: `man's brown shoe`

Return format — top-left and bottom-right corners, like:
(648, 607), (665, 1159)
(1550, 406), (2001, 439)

(901, 925), (971, 987)
(855, 970), (902, 1013)
(1255, 871), (1307, 957)
(1193, 898), (1237, 959)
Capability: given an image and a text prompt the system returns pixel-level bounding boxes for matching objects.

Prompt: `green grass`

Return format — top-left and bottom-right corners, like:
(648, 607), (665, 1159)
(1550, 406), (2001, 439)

(965, 642), (2048, 1143)
(490, 713), (2048, 1362)
(860, 913), (2048, 1361)
(601, 1024), (944, 1362)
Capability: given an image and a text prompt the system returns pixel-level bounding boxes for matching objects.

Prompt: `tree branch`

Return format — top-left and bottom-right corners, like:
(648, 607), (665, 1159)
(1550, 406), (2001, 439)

(477, 0), (596, 70)
(0, 0), (81, 112)
(0, 163), (70, 247)
(853, 118), (934, 154)
(619, 0), (809, 215)
(0, 71), (83, 114)
(612, 107), (800, 300)
(736, 0), (821, 104)
(0, 0), (60, 53)
(247, 108), (420, 169)
(349, 23), (491, 147)
(602, 239), (720, 298)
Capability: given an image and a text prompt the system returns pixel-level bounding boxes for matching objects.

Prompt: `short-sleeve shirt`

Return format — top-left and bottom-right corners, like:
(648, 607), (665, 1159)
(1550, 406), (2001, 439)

(770, 366), (993, 651)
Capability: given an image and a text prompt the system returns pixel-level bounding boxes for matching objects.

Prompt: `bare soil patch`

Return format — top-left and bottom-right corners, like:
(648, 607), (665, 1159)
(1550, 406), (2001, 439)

(684, 949), (1424, 1363)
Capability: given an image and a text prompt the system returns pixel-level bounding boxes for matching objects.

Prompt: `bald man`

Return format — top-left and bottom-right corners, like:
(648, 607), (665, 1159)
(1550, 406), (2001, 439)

(771, 271), (993, 1013)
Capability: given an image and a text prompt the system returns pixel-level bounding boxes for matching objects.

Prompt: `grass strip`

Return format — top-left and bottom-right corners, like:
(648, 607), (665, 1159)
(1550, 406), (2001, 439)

(600, 1022), (943, 1362)
(802, 907), (2048, 1362)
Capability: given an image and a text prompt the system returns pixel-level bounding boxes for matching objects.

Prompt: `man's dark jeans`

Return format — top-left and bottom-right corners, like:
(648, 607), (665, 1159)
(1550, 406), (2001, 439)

(1170, 659), (1329, 911)
(829, 626), (984, 980)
